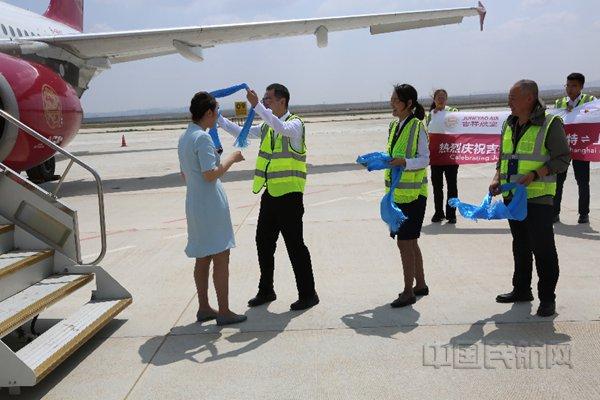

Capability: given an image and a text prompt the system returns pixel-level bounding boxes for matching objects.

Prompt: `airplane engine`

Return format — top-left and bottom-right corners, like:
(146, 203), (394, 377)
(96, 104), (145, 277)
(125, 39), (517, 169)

(0, 53), (82, 181)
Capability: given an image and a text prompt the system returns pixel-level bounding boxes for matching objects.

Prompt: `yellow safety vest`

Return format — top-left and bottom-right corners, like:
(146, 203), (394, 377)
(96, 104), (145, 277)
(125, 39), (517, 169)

(385, 117), (428, 204)
(252, 114), (307, 197)
(555, 93), (595, 109)
(499, 114), (559, 199)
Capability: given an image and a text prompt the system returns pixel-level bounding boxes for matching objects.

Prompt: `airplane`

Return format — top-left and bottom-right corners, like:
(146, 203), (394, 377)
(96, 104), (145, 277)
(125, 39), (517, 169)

(0, 0), (485, 182)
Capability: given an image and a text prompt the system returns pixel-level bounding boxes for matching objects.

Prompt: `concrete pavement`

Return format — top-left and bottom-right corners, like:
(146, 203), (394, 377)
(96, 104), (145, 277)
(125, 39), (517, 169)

(5, 115), (600, 399)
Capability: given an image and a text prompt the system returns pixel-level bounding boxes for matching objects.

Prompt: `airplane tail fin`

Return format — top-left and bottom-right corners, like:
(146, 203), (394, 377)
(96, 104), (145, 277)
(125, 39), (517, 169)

(44, 0), (84, 32)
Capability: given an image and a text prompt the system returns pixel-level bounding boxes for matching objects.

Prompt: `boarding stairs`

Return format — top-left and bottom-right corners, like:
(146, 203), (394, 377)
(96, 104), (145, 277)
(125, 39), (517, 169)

(0, 110), (132, 395)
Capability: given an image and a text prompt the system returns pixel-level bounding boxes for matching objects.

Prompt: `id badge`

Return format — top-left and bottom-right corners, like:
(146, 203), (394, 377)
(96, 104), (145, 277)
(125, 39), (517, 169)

(507, 155), (519, 178)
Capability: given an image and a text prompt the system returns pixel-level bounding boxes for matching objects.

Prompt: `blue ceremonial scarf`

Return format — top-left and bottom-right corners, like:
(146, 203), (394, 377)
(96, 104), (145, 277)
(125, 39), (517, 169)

(208, 83), (256, 149)
(357, 152), (408, 233)
(448, 183), (527, 221)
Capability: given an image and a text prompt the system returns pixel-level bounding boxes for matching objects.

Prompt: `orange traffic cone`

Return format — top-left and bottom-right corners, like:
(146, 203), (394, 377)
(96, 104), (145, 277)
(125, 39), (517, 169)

(121, 135), (127, 147)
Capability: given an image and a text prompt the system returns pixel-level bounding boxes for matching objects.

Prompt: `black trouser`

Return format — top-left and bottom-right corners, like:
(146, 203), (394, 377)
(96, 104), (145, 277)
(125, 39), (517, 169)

(431, 165), (459, 219)
(256, 191), (316, 299)
(507, 202), (559, 303)
(554, 160), (590, 217)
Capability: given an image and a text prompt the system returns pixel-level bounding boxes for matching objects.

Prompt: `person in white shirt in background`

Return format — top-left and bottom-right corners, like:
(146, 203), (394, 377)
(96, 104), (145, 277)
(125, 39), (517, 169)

(553, 72), (596, 224)
(426, 89), (460, 224)
(218, 84), (319, 312)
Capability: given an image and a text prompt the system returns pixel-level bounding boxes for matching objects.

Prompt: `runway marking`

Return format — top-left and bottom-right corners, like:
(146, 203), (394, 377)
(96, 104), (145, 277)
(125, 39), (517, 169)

(81, 228), (138, 241)
(310, 196), (351, 207)
(82, 245), (136, 260)
(360, 189), (382, 196)
(166, 233), (187, 239)
(305, 188), (331, 196)
(163, 217), (186, 224)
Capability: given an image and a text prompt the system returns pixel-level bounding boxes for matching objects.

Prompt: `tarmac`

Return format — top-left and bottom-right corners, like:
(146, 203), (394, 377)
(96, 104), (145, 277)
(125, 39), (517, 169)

(5, 114), (600, 399)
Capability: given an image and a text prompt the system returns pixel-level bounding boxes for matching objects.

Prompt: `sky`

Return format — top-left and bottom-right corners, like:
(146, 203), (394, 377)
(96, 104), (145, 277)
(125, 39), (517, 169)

(5, 0), (600, 114)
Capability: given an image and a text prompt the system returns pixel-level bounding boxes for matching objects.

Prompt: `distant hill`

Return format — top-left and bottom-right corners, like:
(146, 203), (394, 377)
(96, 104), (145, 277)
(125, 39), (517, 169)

(83, 87), (600, 126)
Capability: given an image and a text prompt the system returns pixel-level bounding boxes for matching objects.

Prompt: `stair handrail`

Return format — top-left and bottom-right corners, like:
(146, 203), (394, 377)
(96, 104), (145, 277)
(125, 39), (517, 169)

(0, 108), (106, 266)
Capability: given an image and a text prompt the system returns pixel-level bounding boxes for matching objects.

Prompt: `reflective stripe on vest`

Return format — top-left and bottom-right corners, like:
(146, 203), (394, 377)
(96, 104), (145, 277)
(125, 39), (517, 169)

(385, 177), (429, 190)
(252, 114), (307, 197)
(385, 118), (428, 204)
(499, 113), (558, 199)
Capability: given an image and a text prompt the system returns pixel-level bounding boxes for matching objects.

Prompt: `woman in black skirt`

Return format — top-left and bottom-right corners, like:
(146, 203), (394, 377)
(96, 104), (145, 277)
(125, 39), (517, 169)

(386, 84), (430, 308)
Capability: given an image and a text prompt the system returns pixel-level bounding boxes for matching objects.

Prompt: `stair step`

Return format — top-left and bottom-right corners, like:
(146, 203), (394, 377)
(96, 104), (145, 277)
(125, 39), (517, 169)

(16, 298), (132, 382)
(0, 250), (53, 280)
(0, 225), (14, 254)
(0, 274), (93, 338)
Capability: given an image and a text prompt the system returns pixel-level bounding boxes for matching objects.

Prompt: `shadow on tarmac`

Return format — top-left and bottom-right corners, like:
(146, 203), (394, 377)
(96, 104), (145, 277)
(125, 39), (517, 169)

(341, 303), (421, 338)
(42, 163), (363, 198)
(139, 307), (308, 366)
(448, 302), (572, 347)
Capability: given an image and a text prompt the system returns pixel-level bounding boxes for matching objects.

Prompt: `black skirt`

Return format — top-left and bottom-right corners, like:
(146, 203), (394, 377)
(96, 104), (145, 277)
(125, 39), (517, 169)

(392, 195), (427, 240)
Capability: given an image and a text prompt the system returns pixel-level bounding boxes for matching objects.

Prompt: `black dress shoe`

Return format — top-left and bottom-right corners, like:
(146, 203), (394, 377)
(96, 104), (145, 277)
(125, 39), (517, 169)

(391, 294), (417, 308)
(413, 286), (429, 296)
(248, 292), (276, 307)
(495, 290), (533, 303)
(536, 301), (556, 317)
(431, 214), (445, 223)
(290, 295), (319, 311)
(553, 215), (560, 224)
(578, 214), (589, 224)
(447, 217), (457, 224)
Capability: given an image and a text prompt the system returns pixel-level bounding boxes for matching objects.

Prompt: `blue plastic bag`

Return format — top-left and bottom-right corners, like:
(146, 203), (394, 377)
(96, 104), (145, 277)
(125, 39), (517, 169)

(356, 152), (408, 233)
(356, 152), (392, 172)
(448, 183), (527, 221)
(381, 167), (408, 233)
(208, 83), (256, 149)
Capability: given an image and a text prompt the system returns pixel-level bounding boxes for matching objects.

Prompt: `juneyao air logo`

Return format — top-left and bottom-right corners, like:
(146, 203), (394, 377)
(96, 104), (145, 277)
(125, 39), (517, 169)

(42, 84), (63, 129)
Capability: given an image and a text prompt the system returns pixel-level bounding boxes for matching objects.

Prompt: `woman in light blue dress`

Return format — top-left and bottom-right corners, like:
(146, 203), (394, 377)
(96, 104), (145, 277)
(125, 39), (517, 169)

(178, 92), (247, 326)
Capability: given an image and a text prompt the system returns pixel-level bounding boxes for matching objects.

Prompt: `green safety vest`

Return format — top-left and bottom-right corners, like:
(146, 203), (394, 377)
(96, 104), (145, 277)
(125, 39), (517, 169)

(499, 114), (559, 199)
(252, 114), (307, 197)
(555, 93), (596, 109)
(426, 106), (459, 126)
(385, 117), (428, 204)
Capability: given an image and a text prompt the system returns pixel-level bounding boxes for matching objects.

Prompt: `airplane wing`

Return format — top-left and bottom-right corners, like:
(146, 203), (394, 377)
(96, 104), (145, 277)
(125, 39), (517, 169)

(8, 3), (486, 64)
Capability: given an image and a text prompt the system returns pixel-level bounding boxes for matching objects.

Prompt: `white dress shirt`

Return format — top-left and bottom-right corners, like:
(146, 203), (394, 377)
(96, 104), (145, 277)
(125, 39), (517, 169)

(218, 102), (304, 150)
(394, 116), (430, 171)
(568, 93), (583, 109)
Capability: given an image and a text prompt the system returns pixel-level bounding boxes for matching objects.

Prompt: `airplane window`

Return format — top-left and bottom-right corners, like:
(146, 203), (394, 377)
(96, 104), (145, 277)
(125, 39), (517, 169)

(9, 26), (15, 36)
(1, 25), (7, 35)
(16, 28), (22, 37)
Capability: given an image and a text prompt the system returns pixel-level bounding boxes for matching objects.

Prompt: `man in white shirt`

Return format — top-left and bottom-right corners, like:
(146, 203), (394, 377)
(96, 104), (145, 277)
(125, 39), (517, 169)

(553, 73), (596, 224)
(218, 84), (319, 311)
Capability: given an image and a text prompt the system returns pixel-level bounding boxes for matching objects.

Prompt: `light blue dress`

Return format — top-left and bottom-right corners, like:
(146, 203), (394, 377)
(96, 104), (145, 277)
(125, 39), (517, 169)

(178, 123), (235, 258)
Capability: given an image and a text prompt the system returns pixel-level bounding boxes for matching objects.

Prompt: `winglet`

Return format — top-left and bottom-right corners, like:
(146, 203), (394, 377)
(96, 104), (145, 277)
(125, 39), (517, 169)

(477, 2), (487, 31)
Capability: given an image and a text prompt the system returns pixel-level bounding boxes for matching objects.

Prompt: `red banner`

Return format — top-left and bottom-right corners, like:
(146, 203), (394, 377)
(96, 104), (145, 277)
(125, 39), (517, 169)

(429, 133), (500, 165)
(565, 122), (600, 162)
(427, 102), (600, 165)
